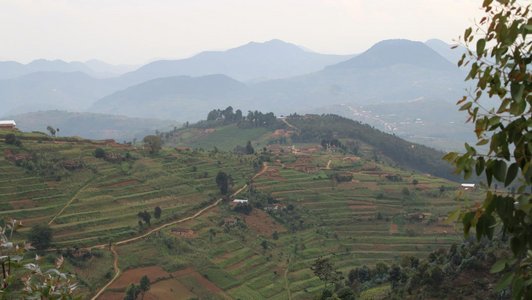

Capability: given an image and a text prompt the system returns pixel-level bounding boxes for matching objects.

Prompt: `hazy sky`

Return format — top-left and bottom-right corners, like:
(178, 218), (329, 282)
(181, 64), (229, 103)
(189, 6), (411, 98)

(0, 0), (484, 65)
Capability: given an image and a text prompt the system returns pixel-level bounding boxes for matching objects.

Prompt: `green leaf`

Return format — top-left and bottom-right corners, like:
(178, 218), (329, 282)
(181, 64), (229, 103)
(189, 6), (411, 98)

(493, 160), (507, 182)
(495, 272), (514, 291)
(459, 102), (472, 111)
(464, 27), (473, 40)
(462, 211), (475, 236)
(476, 157), (485, 176)
(447, 208), (461, 224)
(476, 39), (486, 57)
(504, 163), (518, 187)
(490, 259), (507, 273)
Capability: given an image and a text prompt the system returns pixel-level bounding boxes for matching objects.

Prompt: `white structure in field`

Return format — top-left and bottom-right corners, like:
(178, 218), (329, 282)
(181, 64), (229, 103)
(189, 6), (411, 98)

(232, 199), (248, 204)
(461, 183), (476, 190)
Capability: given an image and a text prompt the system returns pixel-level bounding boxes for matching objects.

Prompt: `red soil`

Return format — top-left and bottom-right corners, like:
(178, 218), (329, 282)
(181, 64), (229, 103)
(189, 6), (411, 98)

(244, 208), (286, 236)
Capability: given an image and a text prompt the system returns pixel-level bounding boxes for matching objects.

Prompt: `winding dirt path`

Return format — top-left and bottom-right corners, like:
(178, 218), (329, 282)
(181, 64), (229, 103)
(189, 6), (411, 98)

(90, 245), (120, 300)
(90, 163), (268, 299)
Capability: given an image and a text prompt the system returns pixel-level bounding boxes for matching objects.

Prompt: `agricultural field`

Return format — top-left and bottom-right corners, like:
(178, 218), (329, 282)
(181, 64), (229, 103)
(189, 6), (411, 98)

(0, 124), (481, 299)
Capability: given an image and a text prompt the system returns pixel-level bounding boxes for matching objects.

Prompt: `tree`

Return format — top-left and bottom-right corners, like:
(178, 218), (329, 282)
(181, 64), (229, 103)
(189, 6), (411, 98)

(215, 171), (232, 195)
(443, 0), (531, 297)
(46, 126), (56, 137)
(153, 206), (162, 219)
(139, 275), (150, 299)
(94, 148), (106, 158)
(311, 257), (343, 289)
(137, 211), (151, 225)
(27, 224), (53, 251)
(245, 141), (255, 154)
(142, 135), (162, 154)
(124, 283), (140, 300)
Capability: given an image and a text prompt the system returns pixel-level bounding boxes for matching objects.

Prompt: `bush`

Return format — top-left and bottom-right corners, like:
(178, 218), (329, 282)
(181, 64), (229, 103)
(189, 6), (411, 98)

(94, 148), (106, 158)
(4, 134), (21, 146)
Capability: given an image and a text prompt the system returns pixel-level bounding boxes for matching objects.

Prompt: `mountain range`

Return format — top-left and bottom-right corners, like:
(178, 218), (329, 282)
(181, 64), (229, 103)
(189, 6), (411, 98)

(1, 38), (469, 150)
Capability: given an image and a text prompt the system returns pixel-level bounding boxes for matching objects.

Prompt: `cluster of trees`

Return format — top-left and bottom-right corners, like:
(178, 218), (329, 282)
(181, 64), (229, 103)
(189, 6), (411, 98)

(207, 106), (243, 123)
(124, 275), (150, 300)
(310, 240), (507, 299)
(204, 106), (279, 129)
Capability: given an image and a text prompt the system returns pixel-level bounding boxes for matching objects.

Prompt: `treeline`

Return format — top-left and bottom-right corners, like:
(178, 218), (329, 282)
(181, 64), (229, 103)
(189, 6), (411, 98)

(202, 106), (279, 129)
(311, 239), (508, 299)
(288, 114), (456, 180)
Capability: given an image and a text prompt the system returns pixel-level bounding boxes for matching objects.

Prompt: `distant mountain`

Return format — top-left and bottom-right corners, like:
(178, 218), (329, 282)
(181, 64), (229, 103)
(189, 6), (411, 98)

(251, 39), (466, 111)
(0, 59), (92, 80)
(120, 39), (353, 83)
(6, 110), (176, 141)
(0, 59), (134, 80)
(425, 39), (467, 65)
(0, 72), (121, 116)
(90, 39), (467, 122)
(84, 59), (138, 77)
(90, 74), (251, 121)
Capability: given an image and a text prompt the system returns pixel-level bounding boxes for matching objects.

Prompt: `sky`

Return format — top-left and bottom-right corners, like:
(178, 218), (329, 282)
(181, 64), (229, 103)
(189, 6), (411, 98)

(0, 0), (485, 65)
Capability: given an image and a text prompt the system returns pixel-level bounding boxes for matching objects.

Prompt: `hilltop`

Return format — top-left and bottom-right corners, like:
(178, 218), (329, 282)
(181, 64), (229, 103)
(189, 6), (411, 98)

(165, 109), (455, 180)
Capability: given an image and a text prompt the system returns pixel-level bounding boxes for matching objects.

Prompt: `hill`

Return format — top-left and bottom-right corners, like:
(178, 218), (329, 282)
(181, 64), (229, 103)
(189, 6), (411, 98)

(165, 110), (455, 180)
(121, 39), (353, 83)
(0, 125), (477, 299)
(0, 72), (122, 116)
(425, 39), (467, 65)
(90, 74), (251, 120)
(5, 110), (177, 141)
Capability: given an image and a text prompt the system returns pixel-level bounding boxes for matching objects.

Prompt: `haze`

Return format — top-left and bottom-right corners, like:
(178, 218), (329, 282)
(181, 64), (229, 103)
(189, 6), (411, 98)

(0, 0), (483, 64)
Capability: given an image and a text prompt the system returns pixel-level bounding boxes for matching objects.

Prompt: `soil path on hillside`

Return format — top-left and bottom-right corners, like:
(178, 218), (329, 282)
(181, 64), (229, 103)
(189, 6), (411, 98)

(90, 163), (268, 299)
(284, 255), (292, 300)
(326, 159), (332, 169)
(48, 176), (96, 225)
(280, 117), (299, 133)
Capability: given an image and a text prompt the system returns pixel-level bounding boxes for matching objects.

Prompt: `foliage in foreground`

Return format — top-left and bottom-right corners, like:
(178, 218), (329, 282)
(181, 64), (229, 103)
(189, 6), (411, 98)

(443, 0), (531, 298)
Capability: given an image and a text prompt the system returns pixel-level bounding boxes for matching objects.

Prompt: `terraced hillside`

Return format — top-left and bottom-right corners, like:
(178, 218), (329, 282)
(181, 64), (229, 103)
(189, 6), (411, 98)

(0, 123), (480, 299)
(0, 129), (256, 247)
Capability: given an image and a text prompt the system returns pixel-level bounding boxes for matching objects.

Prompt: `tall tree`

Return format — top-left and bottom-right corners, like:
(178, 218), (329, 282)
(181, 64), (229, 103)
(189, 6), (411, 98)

(142, 135), (162, 154)
(215, 171), (232, 195)
(443, 0), (531, 297)
(139, 275), (150, 300)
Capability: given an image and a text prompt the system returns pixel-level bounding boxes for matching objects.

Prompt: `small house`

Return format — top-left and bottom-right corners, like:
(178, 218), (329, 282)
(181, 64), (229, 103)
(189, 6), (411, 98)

(0, 120), (16, 130)
(461, 183), (476, 190)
